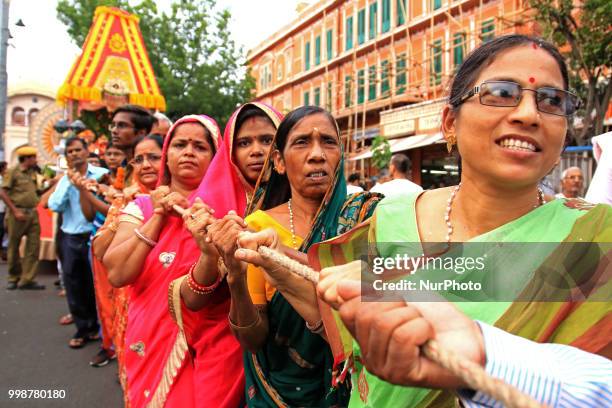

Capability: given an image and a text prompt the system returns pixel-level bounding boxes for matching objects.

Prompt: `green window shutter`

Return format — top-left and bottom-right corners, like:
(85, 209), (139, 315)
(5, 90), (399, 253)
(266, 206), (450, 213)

(369, 3), (377, 39)
(358, 9), (366, 45)
(397, 0), (406, 25)
(453, 33), (465, 69)
(431, 39), (442, 85)
(326, 83), (333, 110)
(357, 70), (365, 104)
(304, 91), (310, 106)
(305, 41), (311, 71)
(395, 53), (406, 94)
(481, 18), (495, 42)
(326, 29), (333, 60)
(382, 0), (390, 32)
(381, 60), (390, 96)
(345, 75), (352, 107)
(434, 0), (442, 10)
(315, 36), (321, 66)
(368, 65), (377, 100)
(346, 16), (353, 51)
(314, 87), (321, 106)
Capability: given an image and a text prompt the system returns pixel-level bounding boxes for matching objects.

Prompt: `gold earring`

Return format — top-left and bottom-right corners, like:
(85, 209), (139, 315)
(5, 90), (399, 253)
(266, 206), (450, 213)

(446, 131), (456, 154)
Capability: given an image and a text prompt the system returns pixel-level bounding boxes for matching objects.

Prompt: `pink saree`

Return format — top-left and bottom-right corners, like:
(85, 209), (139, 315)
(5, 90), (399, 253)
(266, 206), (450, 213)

(124, 115), (244, 408)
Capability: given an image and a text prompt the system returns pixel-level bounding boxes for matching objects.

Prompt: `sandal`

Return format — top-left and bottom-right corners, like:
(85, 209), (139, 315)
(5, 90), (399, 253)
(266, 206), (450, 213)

(69, 337), (86, 349)
(59, 314), (73, 325)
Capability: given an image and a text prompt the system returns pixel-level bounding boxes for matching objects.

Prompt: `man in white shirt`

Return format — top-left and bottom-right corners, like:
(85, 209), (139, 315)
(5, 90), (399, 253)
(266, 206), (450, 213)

(370, 153), (422, 198)
(555, 167), (584, 199)
(346, 173), (364, 195)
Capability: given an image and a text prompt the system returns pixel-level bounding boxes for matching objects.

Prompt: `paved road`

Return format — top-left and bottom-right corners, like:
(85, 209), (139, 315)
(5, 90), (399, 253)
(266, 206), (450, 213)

(0, 262), (123, 407)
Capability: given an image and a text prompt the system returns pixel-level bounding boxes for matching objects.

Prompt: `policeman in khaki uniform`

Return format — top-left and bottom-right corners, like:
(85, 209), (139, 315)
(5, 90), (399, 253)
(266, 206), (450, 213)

(0, 146), (44, 290)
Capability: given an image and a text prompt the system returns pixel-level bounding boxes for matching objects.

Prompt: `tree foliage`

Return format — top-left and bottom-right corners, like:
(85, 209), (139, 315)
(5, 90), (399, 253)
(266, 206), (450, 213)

(528, 0), (612, 142)
(371, 135), (392, 170)
(57, 0), (255, 127)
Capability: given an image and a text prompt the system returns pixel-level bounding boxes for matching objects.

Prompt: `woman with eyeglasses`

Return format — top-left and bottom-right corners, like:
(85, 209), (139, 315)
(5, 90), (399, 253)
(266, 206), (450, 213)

(317, 35), (611, 407)
(88, 134), (163, 398)
(103, 116), (243, 408)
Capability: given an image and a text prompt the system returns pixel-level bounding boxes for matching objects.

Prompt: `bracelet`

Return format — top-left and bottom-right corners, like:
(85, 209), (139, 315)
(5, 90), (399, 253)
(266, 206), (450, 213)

(228, 312), (261, 331)
(187, 261), (222, 295)
(134, 228), (157, 247)
(306, 319), (325, 334)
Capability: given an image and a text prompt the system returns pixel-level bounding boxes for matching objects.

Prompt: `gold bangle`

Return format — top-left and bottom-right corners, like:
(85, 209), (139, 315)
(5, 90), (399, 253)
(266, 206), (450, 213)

(228, 312), (261, 331)
(134, 228), (157, 247)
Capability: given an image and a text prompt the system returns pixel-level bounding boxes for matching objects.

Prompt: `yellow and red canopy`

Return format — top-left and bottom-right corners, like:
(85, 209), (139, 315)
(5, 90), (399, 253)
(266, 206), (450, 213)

(57, 6), (165, 111)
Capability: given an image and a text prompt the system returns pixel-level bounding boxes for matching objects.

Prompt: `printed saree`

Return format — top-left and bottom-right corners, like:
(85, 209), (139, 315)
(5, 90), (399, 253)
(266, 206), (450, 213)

(243, 111), (382, 407)
(313, 192), (611, 408)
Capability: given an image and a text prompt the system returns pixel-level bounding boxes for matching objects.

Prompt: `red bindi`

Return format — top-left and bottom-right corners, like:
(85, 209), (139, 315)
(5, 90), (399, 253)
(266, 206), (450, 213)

(529, 77), (536, 84)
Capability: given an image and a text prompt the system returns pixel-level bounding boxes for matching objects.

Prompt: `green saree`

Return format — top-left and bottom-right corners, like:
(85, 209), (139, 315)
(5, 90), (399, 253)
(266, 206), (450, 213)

(243, 113), (383, 407)
(348, 193), (611, 408)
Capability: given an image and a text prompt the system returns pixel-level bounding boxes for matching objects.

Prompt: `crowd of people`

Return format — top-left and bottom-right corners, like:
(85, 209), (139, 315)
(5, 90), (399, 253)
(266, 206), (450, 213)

(2, 35), (611, 407)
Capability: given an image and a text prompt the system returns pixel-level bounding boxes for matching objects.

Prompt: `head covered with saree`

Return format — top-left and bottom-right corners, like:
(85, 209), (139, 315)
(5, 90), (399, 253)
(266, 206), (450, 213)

(127, 114), (226, 407)
(242, 106), (382, 407)
(249, 105), (381, 250)
(198, 102), (283, 217)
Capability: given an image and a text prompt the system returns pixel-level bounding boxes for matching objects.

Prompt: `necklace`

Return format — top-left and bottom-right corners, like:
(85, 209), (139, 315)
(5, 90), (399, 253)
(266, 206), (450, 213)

(287, 199), (298, 250)
(445, 183), (545, 244)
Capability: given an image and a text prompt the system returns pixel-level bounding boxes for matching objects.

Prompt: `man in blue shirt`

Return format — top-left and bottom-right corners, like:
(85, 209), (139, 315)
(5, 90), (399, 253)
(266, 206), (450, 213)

(48, 137), (108, 349)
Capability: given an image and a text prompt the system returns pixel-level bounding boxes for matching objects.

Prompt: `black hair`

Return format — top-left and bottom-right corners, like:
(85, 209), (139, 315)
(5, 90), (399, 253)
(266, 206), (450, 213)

(234, 105), (275, 136)
(112, 104), (155, 134)
(18, 155), (32, 163)
(391, 153), (411, 174)
(88, 152), (100, 159)
(134, 134), (164, 150)
(104, 142), (123, 152)
(449, 35), (569, 110)
(275, 106), (337, 154)
(65, 136), (88, 150)
(0, 161), (6, 172)
(260, 106), (338, 209)
(348, 172), (361, 183)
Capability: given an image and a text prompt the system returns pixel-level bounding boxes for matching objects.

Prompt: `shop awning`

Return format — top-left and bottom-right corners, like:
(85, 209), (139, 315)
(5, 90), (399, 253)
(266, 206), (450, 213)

(349, 132), (444, 161)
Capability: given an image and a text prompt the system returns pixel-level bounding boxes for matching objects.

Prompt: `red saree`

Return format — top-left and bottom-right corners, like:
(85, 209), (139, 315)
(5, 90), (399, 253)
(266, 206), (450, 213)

(125, 115), (244, 408)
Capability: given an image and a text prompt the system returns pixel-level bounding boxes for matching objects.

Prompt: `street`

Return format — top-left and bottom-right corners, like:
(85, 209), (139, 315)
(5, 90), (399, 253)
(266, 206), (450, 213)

(0, 261), (123, 407)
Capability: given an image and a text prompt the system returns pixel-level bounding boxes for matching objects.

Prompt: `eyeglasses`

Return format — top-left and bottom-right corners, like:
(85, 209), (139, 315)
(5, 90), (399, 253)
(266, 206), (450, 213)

(451, 80), (580, 117)
(108, 122), (134, 131)
(131, 154), (162, 165)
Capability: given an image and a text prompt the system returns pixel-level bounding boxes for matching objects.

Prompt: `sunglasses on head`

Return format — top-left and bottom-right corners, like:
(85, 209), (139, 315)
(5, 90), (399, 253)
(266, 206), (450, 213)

(451, 80), (580, 117)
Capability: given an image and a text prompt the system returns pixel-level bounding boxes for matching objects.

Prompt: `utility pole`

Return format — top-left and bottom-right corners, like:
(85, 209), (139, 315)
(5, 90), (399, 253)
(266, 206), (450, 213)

(0, 0), (10, 160)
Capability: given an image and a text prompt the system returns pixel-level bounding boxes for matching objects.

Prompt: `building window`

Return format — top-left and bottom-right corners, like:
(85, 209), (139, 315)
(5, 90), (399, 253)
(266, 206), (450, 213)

(326, 82), (333, 111)
(397, 0), (407, 25)
(28, 108), (39, 125)
(344, 75), (353, 107)
(315, 36), (321, 66)
(369, 2), (378, 40)
(326, 29), (333, 60)
(433, 0), (442, 10)
(382, 0), (391, 33)
(358, 8), (366, 45)
(431, 39), (443, 85)
(481, 18), (495, 43)
(11, 107), (25, 126)
(260, 64), (273, 90)
(395, 53), (407, 94)
(381, 60), (390, 96)
(453, 32), (466, 69)
(357, 70), (365, 104)
(305, 41), (311, 71)
(345, 16), (354, 51)
(368, 65), (377, 100)
(314, 87), (321, 107)
(304, 91), (310, 106)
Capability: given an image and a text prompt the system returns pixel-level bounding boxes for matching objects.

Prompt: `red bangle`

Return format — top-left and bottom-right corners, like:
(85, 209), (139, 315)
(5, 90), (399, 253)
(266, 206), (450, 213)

(187, 262), (222, 295)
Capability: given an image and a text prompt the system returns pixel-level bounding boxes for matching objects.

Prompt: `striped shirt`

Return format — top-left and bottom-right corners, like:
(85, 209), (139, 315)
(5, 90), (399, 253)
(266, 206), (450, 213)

(460, 322), (612, 407)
